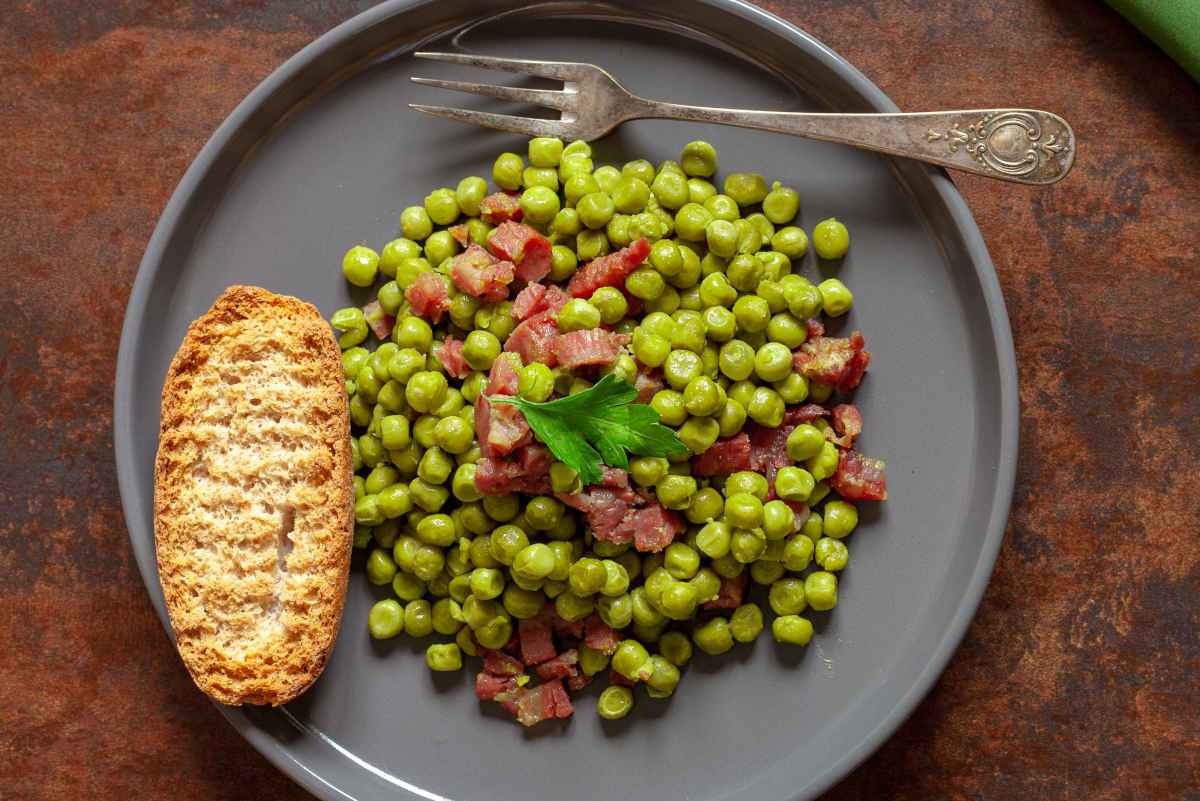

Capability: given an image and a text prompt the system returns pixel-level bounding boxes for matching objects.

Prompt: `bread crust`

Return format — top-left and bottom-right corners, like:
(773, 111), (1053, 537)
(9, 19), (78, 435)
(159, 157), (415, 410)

(154, 285), (352, 706)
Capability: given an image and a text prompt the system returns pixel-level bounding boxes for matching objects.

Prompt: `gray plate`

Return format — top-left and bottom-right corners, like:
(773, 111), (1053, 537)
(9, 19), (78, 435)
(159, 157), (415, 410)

(114, 2), (1018, 800)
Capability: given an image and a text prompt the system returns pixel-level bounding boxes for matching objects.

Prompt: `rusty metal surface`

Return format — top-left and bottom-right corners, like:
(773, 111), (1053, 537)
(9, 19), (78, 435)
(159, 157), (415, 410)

(0, 2), (1196, 799)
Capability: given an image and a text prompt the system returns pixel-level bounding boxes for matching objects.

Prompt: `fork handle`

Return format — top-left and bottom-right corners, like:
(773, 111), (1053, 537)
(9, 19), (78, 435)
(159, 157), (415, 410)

(637, 102), (1075, 185)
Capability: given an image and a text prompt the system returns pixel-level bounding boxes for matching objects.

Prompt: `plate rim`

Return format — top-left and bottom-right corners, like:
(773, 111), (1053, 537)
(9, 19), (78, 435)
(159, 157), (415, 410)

(113, 1), (1019, 799)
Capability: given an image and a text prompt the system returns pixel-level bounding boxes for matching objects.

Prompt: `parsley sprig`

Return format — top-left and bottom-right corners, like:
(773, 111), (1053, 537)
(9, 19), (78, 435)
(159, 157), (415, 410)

(490, 374), (687, 486)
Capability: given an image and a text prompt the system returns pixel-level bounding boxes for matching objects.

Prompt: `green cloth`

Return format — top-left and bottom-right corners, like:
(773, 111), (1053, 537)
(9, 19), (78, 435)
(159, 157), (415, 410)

(1106, 0), (1200, 81)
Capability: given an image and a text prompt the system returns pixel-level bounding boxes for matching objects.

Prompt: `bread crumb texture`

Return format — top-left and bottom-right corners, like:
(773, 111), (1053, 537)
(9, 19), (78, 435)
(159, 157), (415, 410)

(154, 285), (352, 706)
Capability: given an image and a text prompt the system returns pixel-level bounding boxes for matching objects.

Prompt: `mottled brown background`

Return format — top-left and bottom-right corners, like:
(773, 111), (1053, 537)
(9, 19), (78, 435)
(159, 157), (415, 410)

(1, 1), (1197, 799)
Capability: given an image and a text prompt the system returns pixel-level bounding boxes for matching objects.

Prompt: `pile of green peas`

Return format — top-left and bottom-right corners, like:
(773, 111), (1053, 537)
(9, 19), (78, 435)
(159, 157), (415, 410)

(333, 135), (867, 723)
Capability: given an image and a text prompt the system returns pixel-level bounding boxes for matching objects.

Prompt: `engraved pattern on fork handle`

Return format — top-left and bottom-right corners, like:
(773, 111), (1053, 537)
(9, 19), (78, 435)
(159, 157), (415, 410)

(636, 102), (1075, 185)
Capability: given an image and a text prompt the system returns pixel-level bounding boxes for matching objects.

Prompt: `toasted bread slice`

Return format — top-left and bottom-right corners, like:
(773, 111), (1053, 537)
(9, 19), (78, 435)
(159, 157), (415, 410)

(154, 285), (352, 706)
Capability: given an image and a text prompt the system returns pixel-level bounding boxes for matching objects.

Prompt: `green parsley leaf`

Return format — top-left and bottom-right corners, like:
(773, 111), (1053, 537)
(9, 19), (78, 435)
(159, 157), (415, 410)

(490, 374), (687, 486)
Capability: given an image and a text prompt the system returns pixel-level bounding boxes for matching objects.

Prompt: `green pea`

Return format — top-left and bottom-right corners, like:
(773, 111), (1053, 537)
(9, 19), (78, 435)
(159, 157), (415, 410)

(688, 567), (721, 604)
(367, 599), (404, 639)
(655, 474), (697, 510)
(568, 557), (607, 596)
(594, 560), (626, 597)
(716, 340), (753, 382)
(379, 239), (422, 279)
(563, 173), (600, 208)
(354, 492), (385, 526)
(423, 642), (462, 672)
(693, 617), (734, 655)
(364, 547), (397, 585)
(765, 312), (807, 349)
(815, 537), (850, 572)
(496, 585), (540, 620)
(754, 342), (794, 382)
(696, 306), (733, 343)
(730, 527), (766, 563)
(678, 415), (720, 453)
(492, 152), (524, 190)
(557, 298), (602, 332)
(526, 136), (564, 168)
(704, 193), (739, 222)
(653, 632), (691, 668)
(674, 202), (713, 242)
(705, 219), (738, 258)
(553, 590), (593, 622)
(485, 525), (525, 567)
(393, 315), (433, 351)
(663, 542), (701, 580)
(612, 639), (654, 681)
(517, 184), (558, 226)
(542, 245), (576, 283)
(572, 190), (615, 230)
(730, 603), (765, 643)
(424, 187), (460, 226)
(401, 599), (433, 638)
(417, 445), (454, 485)
(806, 440), (840, 481)
(724, 493), (763, 528)
(450, 175), (487, 217)
(400, 206), (434, 241)
(805, 571), (838, 611)
(512, 543), (555, 581)
(649, 169), (690, 210)
(562, 139), (591, 158)
(723, 172), (769, 206)
(475, 616), (514, 650)
(455, 330), (497, 371)
(576, 229), (610, 261)
(763, 182), (801, 223)
(687, 177), (718, 204)
(761, 499), (794, 540)
(824, 500), (859, 539)
(818, 277), (854, 317)
(766, 577), (806, 615)
(465, 567), (503, 600)
(621, 159), (656, 184)
(745, 387), (782, 427)
(678, 140), (717, 177)
(597, 685), (635, 720)
(771, 467), (812, 503)
(522, 166), (559, 192)
(771, 226), (809, 259)
(622, 267), (663, 301)
(662, 349), (702, 389)
(612, 176), (651, 214)
(340, 245), (379, 287)
(331, 309), (368, 351)
(522, 496), (563, 532)
(645, 654), (682, 698)
(592, 165), (621, 192)
(812, 217), (850, 259)
(342, 347), (370, 380)
(787, 282), (824, 320)
(695, 520), (731, 559)
(404, 371), (447, 414)
(483, 493), (521, 522)
(629, 456), (670, 488)
(733, 219), (763, 256)
(732, 296), (769, 335)
(782, 424), (822, 462)
(772, 614), (814, 645)
(596, 592), (634, 629)
(410, 477), (450, 514)
(430, 598), (465, 636)
(643, 285), (680, 314)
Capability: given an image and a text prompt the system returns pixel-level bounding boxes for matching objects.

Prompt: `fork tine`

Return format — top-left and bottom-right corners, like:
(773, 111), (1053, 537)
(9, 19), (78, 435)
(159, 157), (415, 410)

(410, 77), (574, 112)
(414, 51), (588, 82)
(408, 104), (573, 138)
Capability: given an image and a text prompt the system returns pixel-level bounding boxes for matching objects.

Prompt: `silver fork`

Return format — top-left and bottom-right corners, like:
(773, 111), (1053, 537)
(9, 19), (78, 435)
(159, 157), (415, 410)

(410, 51), (1075, 186)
